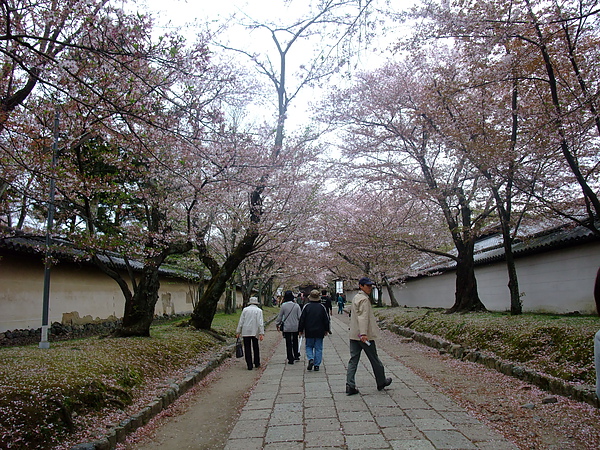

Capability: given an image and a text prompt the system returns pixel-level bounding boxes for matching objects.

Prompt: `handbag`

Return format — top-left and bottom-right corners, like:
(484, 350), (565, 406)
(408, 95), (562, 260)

(235, 337), (244, 358)
(279, 313), (286, 333)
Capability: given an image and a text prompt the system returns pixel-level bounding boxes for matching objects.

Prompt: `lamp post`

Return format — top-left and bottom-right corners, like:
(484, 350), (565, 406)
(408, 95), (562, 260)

(39, 112), (59, 349)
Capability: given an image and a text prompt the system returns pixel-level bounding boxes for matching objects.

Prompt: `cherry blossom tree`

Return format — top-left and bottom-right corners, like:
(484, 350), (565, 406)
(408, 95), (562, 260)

(323, 56), (499, 312)
(189, 131), (324, 326)
(400, 43), (538, 315)
(188, 0), (378, 329)
(0, 0), (257, 335)
(0, 0), (180, 211)
(319, 189), (426, 307)
(399, 0), (600, 312)
(412, 0), (600, 233)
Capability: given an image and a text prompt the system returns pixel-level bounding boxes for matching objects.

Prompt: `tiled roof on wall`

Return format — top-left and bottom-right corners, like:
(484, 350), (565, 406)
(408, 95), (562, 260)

(0, 233), (198, 281)
(408, 220), (600, 277)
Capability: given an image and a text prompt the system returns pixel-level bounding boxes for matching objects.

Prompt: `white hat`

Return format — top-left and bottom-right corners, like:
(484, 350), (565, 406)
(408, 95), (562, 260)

(249, 297), (259, 305)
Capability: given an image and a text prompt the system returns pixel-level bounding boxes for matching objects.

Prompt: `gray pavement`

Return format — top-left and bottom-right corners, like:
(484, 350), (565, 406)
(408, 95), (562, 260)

(224, 315), (518, 450)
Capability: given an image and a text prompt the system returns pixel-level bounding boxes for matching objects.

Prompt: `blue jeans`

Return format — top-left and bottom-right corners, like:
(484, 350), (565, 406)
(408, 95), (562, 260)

(305, 337), (324, 366)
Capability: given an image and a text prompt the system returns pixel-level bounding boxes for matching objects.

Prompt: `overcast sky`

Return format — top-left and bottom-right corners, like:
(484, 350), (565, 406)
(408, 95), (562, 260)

(132, 0), (417, 140)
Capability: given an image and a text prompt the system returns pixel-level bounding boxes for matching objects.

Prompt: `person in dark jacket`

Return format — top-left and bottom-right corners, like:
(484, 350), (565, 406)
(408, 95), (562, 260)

(321, 291), (333, 315)
(299, 289), (331, 371)
(336, 293), (346, 314)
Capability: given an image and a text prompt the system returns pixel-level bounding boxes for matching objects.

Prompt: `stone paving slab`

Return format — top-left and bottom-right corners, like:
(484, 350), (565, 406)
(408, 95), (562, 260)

(224, 315), (518, 450)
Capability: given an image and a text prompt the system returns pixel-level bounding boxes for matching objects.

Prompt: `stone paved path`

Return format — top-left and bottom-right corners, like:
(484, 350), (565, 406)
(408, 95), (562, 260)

(224, 315), (518, 450)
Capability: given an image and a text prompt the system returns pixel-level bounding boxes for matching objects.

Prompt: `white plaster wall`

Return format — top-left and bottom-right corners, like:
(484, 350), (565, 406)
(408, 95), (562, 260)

(3, 240), (597, 332)
(508, 243), (600, 314)
(1, 255), (60, 331)
(0, 254), (196, 332)
(388, 274), (456, 309)
(344, 283), (455, 309)
(387, 242), (600, 314)
(159, 278), (196, 316)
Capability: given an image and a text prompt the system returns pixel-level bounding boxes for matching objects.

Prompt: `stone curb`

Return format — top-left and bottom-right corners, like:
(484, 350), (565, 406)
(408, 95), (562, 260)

(70, 345), (235, 450)
(382, 321), (600, 409)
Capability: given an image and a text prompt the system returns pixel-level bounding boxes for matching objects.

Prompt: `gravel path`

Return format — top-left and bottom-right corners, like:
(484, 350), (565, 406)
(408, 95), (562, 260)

(118, 325), (283, 449)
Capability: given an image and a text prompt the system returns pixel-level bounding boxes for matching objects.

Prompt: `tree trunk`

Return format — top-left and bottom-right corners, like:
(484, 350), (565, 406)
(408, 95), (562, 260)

(382, 276), (400, 307)
(505, 79), (522, 315)
(191, 229), (259, 329)
(376, 286), (383, 307)
(0, 70), (39, 133)
(92, 241), (192, 337)
(486, 178), (522, 315)
(447, 243), (486, 313)
(594, 268), (600, 316)
(497, 198), (522, 315)
(224, 278), (236, 314)
(239, 277), (256, 308)
(113, 265), (160, 337)
(231, 283), (237, 312)
(264, 278), (274, 304)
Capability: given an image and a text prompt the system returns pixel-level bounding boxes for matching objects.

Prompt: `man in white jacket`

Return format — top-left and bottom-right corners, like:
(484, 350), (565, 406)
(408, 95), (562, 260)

(236, 297), (265, 370)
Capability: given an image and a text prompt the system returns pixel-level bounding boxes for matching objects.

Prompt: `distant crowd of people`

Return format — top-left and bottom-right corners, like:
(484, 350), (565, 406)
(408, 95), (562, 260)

(271, 290), (346, 311)
(236, 278), (392, 395)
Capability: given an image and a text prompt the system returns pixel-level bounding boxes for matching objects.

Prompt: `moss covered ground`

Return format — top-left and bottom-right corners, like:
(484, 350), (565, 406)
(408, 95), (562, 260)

(376, 307), (600, 385)
(0, 306), (279, 449)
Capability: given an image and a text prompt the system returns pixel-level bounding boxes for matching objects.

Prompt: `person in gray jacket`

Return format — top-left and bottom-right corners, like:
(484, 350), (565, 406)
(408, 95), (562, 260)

(276, 290), (302, 364)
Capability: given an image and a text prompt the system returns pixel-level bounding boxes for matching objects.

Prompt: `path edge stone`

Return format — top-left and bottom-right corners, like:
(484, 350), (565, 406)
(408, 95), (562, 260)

(69, 345), (235, 450)
(382, 321), (600, 409)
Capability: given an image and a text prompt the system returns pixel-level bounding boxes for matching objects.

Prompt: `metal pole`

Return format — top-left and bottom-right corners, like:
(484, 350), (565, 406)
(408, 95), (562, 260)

(40, 112), (59, 349)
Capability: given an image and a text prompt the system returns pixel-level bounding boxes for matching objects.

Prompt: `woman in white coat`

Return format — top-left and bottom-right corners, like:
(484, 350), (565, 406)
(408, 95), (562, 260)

(236, 297), (265, 370)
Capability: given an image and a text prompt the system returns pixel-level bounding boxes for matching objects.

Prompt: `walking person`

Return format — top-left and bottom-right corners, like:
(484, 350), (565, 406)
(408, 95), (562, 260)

(346, 277), (392, 395)
(236, 297), (265, 370)
(321, 291), (333, 316)
(299, 289), (331, 372)
(276, 290), (302, 364)
(337, 293), (345, 314)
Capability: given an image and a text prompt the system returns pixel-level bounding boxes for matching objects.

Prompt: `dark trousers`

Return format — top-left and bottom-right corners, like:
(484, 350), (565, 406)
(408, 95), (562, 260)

(284, 331), (300, 363)
(243, 336), (260, 369)
(346, 339), (386, 388)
